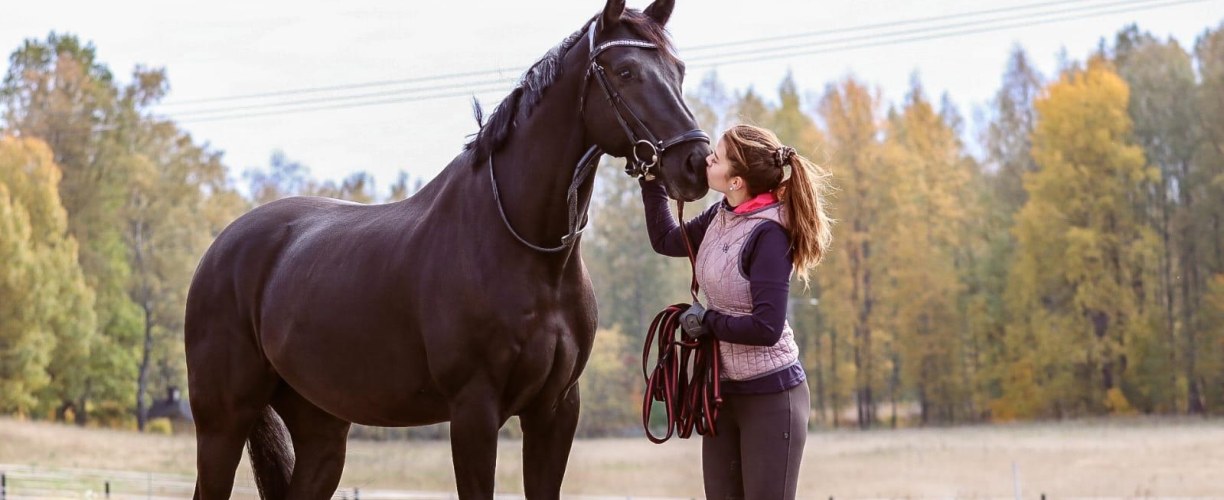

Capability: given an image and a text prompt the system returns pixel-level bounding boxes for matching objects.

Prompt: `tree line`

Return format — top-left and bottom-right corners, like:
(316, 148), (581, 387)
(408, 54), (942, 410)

(1, 22), (1222, 437)
(584, 22), (1224, 433)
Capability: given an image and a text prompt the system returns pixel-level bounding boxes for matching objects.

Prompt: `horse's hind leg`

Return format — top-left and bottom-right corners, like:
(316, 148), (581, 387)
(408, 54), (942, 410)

(520, 384), (581, 500)
(188, 332), (280, 499)
(271, 386), (351, 499)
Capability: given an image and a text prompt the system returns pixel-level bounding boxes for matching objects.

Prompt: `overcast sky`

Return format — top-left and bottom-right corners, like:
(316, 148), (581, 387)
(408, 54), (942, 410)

(3, 0), (1221, 192)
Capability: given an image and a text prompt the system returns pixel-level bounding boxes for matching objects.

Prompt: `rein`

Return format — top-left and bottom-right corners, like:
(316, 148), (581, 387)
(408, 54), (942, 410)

(489, 146), (601, 253)
(641, 200), (722, 443)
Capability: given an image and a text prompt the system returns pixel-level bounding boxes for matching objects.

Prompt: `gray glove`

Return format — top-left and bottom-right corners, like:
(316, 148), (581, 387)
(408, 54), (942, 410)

(679, 301), (707, 338)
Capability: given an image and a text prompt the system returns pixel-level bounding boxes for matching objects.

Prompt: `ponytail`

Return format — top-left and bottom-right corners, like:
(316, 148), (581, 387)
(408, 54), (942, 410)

(721, 124), (835, 288)
(778, 153), (833, 287)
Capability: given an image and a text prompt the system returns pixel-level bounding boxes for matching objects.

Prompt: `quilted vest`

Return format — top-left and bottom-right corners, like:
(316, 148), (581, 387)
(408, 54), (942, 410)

(695, 202), (799, 381)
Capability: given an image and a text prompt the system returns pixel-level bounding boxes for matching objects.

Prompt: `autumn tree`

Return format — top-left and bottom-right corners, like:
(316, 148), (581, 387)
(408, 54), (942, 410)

(1111, 25), (1201, 413)
(1002, 58), (1158, 418)
(0, 136), (96, 416)
(1, 34), (142, 423)
(1190, 23), (1224, 411)
(879, 77), (978, 424)
(814, 77), (890, 428)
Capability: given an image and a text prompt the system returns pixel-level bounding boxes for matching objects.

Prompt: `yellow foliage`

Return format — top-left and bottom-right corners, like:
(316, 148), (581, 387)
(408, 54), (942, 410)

(89, 400), (132, 429)
(1104, 388), (1135, 415)
(1005, 57), (1158, 417)
(146, 417), (173, 435)
(577, 327), (641, 437)
(1206, 274), (1224, 317)
(0, 136), (94, 414)
(989, 401), (1018, 422)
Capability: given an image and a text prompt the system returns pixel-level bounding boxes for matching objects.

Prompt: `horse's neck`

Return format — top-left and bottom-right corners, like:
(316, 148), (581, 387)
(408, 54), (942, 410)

(489, 100), (592, 249)
(407, 56), (598, 259)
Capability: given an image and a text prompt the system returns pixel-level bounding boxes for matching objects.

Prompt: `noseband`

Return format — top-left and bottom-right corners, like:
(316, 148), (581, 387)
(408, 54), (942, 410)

(578, 24), (710, 181)
(491, 22), (709, 253)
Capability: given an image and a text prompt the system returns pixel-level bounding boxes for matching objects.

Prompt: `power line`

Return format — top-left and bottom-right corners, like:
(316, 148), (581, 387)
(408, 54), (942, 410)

(678, 0), (1101, 53)
(177, 86), (511, 124)
(688, 0), (1209, 69)
(684, 0), (1187, 63)
(171, 0), (1209, 123)
(158, 0), (1109, 108)
(171, 76), (516, 118)
(167, 0), (1174, 118)
(160, 68), (519, 107)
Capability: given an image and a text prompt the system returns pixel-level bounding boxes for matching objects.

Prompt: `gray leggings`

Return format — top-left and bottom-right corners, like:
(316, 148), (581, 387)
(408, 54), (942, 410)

(702, 379), (810, 500)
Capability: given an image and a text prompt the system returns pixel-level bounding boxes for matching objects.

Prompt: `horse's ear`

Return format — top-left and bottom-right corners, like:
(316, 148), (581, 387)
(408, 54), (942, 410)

(644, 0), (674, 26)
(601, 0), (626, 33)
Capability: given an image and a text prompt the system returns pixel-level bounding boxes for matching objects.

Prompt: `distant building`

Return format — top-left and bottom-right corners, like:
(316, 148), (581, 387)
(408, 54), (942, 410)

(147, 386), (193, 425)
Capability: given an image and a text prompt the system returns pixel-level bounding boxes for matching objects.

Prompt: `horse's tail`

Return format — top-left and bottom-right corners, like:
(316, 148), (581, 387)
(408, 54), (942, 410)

(247, 406), (294, 499)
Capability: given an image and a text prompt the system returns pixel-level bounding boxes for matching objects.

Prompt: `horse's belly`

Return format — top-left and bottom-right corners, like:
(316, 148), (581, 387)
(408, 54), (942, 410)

(268, 332), (449, 427)
(304, 379), (450, 428)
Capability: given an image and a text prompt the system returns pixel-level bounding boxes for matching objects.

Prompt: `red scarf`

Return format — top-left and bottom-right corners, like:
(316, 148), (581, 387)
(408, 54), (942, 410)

(733, 191), (778, 214)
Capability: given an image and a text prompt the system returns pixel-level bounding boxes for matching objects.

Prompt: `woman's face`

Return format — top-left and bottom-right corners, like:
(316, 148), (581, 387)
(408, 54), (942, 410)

(705, 139), (741, 195)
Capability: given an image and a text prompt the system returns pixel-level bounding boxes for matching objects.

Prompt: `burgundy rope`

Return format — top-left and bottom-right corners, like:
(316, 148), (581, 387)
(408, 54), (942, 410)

(641, 200), (723, 444)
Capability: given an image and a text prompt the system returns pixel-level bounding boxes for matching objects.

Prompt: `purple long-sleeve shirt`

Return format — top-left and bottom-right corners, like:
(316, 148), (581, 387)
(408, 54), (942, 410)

(641, 180), (805, 394)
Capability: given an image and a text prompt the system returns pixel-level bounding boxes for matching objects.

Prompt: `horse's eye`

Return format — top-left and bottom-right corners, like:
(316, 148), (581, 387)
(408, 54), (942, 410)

(617, 69), (633, 80)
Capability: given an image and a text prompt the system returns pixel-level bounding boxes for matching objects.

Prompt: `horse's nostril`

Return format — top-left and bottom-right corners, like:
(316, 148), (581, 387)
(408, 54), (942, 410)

(687, 153), (705, 176)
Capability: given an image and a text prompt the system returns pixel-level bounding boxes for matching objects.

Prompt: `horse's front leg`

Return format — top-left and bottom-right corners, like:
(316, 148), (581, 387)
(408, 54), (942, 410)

(449, 381), (505, 499)
(520, 384), (581, 499)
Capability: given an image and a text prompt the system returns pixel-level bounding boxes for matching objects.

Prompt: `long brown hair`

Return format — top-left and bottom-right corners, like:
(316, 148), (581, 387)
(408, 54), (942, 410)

(721, 124), (834, 285)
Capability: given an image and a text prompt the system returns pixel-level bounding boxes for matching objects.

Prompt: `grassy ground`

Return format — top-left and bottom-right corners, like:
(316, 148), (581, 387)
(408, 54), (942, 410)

(2, 416), (1222, 498)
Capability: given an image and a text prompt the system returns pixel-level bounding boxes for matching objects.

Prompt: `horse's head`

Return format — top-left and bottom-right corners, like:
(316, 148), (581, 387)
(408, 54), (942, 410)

(577, 0), (711, 202)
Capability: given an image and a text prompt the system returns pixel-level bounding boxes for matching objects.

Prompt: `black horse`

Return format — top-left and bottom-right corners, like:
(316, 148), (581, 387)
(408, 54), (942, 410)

(184, 1), (710, 498)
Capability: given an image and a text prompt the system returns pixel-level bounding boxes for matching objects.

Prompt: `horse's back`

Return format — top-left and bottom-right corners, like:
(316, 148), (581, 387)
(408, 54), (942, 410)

(188, 197), (340, 323)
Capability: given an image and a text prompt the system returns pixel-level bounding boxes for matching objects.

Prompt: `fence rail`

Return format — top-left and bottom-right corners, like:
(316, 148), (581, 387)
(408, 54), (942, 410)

(0, 464), (692, 500)
(0, 464), (258, 499)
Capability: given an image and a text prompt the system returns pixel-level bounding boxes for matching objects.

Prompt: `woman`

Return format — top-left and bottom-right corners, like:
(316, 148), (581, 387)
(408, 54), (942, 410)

(641, 124), (833, 499)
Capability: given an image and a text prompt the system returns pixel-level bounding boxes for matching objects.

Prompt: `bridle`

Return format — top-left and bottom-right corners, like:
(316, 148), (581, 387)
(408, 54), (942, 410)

(490, 20), (710, 253)
(577, 22), (710, 181)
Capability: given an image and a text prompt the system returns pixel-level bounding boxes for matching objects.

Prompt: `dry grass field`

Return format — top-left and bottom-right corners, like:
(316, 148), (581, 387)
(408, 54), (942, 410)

(2, 416), (1222, 498)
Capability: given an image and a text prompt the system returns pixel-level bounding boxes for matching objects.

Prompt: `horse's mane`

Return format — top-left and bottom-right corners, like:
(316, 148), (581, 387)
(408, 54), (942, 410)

(464, 10), (677, 164)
